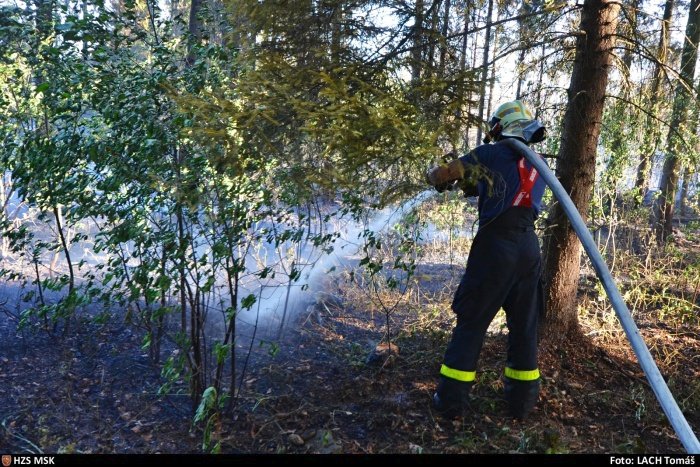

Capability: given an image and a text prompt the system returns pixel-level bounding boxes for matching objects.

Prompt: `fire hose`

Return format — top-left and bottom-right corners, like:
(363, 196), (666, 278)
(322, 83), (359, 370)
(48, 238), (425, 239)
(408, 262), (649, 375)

(500, 137), (700, 454)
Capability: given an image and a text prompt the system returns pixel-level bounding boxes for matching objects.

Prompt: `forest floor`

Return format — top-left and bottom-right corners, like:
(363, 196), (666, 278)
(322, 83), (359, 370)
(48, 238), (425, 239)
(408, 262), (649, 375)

(1, 222), (699, 455)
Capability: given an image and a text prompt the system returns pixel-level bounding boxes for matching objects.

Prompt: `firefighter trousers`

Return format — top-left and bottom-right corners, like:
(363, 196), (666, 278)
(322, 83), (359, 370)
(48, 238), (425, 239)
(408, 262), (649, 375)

(441, 207), (543, 384)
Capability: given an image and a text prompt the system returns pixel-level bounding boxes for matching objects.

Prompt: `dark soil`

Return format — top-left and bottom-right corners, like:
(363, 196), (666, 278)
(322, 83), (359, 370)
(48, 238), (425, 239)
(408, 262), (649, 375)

(1, 259), (698, 454)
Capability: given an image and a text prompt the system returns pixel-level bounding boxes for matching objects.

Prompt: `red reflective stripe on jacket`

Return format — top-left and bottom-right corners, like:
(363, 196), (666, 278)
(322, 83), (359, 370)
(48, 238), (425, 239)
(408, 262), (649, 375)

(511, 157), (539, 207)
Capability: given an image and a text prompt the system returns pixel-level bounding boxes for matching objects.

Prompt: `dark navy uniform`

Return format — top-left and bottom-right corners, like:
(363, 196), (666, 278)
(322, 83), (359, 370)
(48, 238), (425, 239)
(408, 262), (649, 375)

(435, 138), (546, 419)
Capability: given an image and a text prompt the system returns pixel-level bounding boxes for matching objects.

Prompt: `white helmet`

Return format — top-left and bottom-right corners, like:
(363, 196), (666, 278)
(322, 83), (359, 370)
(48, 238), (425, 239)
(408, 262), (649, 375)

(486, 100), (546, 144)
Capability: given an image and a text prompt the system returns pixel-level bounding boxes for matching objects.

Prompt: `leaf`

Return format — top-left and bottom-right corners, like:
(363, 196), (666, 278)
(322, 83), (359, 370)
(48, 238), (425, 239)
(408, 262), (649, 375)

(36, 82), (50, 94)
(194, 387), (217, 424)
(213, 341), (230, 365)
(141, 333), (151, 350)
(241, 293), (256, 310)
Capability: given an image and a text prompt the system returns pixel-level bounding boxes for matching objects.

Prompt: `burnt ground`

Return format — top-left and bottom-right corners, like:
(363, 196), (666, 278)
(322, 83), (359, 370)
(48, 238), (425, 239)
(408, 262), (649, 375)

(0, 254), (699, 454)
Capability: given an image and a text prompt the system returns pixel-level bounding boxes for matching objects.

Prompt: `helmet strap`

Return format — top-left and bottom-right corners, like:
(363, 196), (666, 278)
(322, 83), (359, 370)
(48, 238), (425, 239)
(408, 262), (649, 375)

(484, 122), (502, 143)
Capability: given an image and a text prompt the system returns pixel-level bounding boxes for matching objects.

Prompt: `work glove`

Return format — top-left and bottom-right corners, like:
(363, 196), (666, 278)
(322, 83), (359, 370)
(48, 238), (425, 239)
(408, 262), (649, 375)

(425, 158), (465, 193)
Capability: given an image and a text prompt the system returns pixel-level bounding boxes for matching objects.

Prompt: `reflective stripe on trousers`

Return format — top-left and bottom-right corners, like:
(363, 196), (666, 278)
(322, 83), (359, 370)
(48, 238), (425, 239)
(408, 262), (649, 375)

(504, 367), (540, 381)
(440, 364), (476, 382)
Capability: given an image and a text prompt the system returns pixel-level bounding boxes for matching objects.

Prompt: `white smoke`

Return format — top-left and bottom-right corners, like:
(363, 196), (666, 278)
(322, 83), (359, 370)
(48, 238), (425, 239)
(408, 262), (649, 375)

(236, 190), (434, 339)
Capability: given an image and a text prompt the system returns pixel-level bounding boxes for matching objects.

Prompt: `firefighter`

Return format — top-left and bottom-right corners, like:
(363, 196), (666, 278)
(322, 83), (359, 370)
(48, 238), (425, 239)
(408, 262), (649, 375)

(425, 100), (547, 419)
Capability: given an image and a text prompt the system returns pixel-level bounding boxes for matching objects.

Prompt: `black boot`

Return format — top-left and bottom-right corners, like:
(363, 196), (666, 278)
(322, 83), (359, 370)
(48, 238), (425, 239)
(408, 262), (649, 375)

(503, 377), (539, 419)
(432, 376), (473, 419)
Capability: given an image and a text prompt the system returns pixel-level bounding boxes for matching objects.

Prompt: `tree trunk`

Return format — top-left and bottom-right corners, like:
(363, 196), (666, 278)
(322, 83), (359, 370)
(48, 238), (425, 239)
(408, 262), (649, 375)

(0, 175), (9, 258)
(654, 0), (700, 243)
(458, 0), (471, 149)
(186, 0), (203, 66)
(330, 2), (343, 66)
(602, 0), (640, 214)
(635, 0), (674, 201)
(542, 0), (620, 337)
(515, 45), (525, 99)
(515, 2), (532, 99)
(679, 166), (690, 218)
(535, 41), (545, 116)
(182, 0), (205, 409)
(53, 204), (75, 292)
(485, 22), (497, 122)
(411, 0), (424, 83)
(427, 0), (441, 73)
(619, 0), (638, 74)
(438, 0), (451, 76)
(475, 0), (493, 145)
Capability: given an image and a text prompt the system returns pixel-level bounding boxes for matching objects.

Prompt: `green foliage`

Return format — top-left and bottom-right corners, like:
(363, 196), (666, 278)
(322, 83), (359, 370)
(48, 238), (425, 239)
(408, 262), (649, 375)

(194, 386), (218, 424)
(193, 386), (223, 453)
(350, 204), (427, 344)
(159, 351), (186, 396)
(3, 0), (454, 388)
(0, 0), (281, 408)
